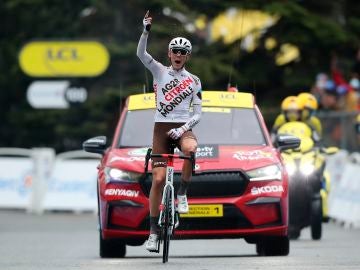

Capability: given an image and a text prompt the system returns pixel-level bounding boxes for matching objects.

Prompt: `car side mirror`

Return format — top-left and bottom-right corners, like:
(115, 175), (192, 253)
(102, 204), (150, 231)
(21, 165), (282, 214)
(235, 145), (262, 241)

(83, 136), (107, 155)
(275, 134), (301, 152)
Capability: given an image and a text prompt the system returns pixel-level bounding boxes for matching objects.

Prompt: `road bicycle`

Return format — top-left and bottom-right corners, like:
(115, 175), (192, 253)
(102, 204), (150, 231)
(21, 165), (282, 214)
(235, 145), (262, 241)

(144, 147), (195, 263)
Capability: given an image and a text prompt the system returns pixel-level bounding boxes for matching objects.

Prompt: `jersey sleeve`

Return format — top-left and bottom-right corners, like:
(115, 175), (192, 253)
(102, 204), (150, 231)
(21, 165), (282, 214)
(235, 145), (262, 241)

(136, 32), (163, 78)
(183, 76), (202, 131)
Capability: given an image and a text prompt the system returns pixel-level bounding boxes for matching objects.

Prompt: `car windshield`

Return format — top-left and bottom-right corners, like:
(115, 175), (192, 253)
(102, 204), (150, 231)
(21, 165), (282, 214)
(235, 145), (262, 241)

(118, 107), (267, 147)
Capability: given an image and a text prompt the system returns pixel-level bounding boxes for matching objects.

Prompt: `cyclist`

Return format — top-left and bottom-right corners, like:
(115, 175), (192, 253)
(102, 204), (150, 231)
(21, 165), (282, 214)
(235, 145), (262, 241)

(137, 11), (202, 252)
(297, 92), (322, 137)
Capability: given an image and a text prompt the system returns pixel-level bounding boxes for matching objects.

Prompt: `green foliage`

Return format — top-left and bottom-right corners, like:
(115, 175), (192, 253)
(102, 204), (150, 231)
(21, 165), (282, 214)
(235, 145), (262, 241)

(0, 0), (359, 151)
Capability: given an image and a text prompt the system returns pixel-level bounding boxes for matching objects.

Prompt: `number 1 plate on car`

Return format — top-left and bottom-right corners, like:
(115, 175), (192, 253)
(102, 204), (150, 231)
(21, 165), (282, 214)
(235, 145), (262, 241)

(180, 204), (223, 218)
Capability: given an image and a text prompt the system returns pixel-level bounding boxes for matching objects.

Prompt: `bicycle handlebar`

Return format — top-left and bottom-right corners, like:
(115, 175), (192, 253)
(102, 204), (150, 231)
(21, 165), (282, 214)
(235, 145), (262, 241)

(150, 153), (192, 160)
(144, 148), (196, 175)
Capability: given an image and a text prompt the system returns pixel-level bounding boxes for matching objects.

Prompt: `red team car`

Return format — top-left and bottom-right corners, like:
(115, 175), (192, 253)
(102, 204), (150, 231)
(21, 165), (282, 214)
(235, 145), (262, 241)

(83, 91), (300, 258)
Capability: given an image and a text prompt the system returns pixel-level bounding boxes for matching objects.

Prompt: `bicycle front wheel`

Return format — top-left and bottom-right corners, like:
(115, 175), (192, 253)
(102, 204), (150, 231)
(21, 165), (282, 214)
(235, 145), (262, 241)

(162, 185), (172, 263)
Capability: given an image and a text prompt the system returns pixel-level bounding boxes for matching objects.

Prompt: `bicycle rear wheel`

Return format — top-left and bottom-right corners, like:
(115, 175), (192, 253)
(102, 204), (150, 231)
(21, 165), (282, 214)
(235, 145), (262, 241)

(162, 186), (172, 263)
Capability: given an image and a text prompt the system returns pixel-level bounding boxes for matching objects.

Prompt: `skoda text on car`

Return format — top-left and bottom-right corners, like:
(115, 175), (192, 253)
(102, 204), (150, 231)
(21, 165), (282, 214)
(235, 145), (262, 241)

(83, 91), (300, 258)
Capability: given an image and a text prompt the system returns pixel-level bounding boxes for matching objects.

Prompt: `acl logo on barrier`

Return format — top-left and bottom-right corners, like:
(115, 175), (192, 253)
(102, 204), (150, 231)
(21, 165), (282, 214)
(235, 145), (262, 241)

(47, 47), (81, 61)
(19, 41), (110, 77)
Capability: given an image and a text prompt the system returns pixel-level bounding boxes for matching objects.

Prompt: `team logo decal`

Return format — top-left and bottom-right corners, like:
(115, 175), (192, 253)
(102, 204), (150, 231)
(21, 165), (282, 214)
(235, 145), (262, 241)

(158, 76), (194, 117)
(174, 145), (219, 159)
(110, 156), (144, 163)
(233, 150), (273, 161)
(128, 148), (149, 156)
(104, 188), (140, 197)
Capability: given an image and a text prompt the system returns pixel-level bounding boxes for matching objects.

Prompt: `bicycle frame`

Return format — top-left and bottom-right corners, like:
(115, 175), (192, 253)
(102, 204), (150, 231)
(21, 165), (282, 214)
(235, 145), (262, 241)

(159, 155), (176, 233)
(144, 148), (195, 263)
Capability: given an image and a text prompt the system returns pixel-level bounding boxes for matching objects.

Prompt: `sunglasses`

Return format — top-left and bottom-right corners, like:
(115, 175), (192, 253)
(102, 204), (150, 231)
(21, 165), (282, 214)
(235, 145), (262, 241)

(171, 48), (188, 55)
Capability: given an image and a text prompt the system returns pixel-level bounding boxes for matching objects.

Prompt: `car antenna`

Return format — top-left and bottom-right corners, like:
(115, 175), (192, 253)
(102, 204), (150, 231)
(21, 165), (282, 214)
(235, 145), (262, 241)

(227, 8), (245, 90)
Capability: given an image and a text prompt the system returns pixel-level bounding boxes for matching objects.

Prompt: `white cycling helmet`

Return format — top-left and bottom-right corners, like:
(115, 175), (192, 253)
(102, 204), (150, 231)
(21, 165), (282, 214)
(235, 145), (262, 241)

(168, 37), (192, 53)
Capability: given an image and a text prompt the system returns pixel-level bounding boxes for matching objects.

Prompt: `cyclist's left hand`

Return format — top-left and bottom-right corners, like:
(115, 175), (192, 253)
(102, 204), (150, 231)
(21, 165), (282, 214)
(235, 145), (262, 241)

(167, 127), (185, 140)
(143, 10), (152, 32)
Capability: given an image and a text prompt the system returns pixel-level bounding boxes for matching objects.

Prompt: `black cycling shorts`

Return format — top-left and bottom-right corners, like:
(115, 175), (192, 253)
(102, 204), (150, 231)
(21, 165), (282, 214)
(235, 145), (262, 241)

(151, 122), (197, 168)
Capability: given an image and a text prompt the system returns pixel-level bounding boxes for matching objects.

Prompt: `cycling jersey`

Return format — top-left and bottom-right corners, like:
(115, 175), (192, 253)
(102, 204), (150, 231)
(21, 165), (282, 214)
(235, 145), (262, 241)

(137, 32), (202, 130)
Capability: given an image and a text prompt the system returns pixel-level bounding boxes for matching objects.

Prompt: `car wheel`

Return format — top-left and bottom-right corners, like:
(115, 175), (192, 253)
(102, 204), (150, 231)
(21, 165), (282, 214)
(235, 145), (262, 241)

(322, 216), (330, 223)
(256, 236), (289, 256)
(311, 198), (322, 240)
(288, 226), (301, 240)
(99, 230), (126, 258)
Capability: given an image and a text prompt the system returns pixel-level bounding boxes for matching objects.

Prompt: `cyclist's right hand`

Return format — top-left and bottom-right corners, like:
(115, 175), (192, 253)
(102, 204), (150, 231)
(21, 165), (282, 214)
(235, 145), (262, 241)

(143, 10), (152, 32)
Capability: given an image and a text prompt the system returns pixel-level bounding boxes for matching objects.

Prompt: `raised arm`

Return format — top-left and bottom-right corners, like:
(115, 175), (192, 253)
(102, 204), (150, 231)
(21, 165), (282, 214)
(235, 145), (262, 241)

(136, 11), (162, 76)
(136, 32), (153, 68)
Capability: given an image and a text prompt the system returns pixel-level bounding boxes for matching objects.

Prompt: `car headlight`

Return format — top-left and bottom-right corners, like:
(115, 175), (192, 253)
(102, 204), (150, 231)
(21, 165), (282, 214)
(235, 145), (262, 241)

(105, 167), (143, 183)
(300, 163), (315, 176)
(285, 164), (296, 176)
(246, 165), (282, 181)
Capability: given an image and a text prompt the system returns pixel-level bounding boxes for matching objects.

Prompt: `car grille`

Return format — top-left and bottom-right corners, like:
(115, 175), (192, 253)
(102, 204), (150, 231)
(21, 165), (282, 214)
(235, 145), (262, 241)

(107, 203), (281, 232)
(139, 171), (249, 198)
(137, 204), (252, 231)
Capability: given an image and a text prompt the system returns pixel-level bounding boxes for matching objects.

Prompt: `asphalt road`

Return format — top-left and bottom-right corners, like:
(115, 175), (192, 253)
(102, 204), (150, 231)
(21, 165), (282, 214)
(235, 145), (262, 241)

(0, 210), (359, 270)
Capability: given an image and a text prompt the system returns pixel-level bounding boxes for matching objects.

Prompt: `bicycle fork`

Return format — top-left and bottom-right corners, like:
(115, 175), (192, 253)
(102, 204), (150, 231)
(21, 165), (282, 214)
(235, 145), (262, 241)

(158, 165), (178, 233)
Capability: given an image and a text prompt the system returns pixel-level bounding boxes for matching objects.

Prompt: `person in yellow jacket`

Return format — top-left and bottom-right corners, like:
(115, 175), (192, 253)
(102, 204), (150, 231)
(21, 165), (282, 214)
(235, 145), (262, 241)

(271, 96), (304, 141)
(297, 92), (322, 137)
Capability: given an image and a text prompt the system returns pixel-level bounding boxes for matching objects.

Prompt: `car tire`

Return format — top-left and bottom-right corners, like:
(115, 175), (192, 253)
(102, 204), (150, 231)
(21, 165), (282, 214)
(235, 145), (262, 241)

(288, 226), (301, 240)
(322, 216), (330, 223)
(256, 236), (289, 256)
(99, 230), (126, 258)
(311, 198), (322, 240)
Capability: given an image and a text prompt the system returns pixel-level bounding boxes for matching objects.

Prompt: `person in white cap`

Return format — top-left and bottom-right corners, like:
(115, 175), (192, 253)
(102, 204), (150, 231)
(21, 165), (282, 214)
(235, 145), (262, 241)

(137, 10), (202, 252)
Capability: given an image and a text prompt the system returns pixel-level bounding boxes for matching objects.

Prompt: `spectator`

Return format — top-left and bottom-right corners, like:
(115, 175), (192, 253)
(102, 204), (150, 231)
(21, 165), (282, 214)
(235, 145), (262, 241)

(311, 73), (328, 105)
(318, 79), (339, 110)
(350, 48), (360, 109)
(331, 53), (358, 111)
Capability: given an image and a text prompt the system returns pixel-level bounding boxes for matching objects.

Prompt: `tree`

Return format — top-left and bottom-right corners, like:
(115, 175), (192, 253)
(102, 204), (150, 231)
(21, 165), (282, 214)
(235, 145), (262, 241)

(0, 0), (359, 150)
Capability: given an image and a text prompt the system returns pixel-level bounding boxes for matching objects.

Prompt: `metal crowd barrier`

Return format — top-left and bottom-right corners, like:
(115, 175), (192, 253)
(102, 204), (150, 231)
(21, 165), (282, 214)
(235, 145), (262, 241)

(0, 148), (100, 214)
